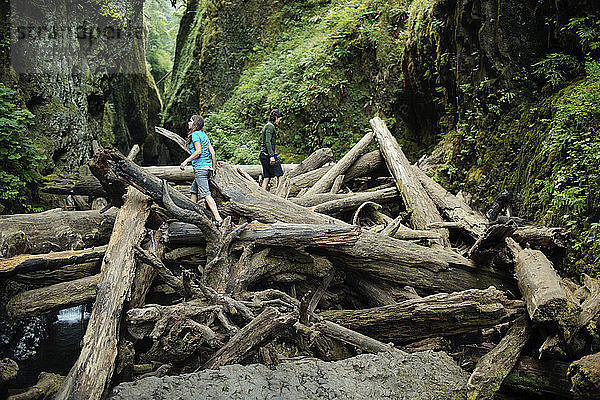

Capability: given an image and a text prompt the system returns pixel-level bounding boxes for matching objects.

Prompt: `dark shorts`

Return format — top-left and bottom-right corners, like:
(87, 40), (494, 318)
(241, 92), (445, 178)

(260, 153), (284, 178)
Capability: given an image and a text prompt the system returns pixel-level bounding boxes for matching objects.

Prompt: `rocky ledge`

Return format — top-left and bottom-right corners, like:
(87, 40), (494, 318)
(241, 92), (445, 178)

(109, 351), (468, 400)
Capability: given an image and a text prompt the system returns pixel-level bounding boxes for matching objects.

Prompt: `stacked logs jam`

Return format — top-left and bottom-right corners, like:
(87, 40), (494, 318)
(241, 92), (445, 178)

(1, 120), (598, 400)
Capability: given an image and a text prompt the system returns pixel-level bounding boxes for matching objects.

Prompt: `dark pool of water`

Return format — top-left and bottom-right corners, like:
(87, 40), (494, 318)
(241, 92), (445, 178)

(11, 306), (89, 389)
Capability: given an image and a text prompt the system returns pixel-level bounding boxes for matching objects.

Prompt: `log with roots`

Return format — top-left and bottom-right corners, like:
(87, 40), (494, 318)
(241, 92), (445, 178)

(88, 149), (513, 294)
(0, 209), (116, 257)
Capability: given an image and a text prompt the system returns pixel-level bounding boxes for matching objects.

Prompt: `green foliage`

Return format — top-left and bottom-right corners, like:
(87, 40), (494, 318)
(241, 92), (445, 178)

(0, 84), (45, 213)
(144, 0), (184, 94)
(203, 0), (410, 164)
(532, 53), (581, 88)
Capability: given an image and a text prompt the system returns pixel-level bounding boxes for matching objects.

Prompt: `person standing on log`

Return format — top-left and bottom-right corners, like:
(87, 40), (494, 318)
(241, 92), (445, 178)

(260, 109), (284, 190)
(180, 115), (223, 225)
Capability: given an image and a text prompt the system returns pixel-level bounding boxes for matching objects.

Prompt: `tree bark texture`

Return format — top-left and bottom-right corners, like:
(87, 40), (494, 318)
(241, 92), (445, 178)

(369, 117), (449, 246)
(303, 130), (374, 196)
(466, 316), (531, 400)
(56, 187), (150, 400)
(319, 287), (522, 343)
(0, 209), (115, 257)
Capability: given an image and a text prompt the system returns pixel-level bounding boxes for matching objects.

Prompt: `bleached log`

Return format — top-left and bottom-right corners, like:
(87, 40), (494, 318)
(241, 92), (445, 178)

(313, 320), (397, 354)
(370, 117), (449, 246)
(344, 150), (385, 181)
(56, 187), (150, 400)
(0, 246), (106, 276)
(275, 148), (333, 197)
(304, 131), (374, 196)
(310, 187), (397, 215)
(506, 238), (571, 323)
(413, 166), (487, 239)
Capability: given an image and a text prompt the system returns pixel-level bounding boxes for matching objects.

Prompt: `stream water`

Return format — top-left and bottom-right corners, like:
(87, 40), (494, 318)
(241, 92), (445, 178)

(13, 306), (89, 388)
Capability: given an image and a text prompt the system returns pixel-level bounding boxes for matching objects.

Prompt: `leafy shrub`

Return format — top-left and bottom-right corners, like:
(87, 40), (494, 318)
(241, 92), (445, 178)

(0, 84), (45, 213)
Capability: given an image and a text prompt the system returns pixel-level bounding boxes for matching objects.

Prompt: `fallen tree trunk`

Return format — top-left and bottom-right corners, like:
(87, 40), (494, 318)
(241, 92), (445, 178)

(304, 131), (374, 196)
(502, 356), (572, 399)
(0, 358), (18, 384)
(512, 226), (570, 250)
(6, 274), (100, 318)
(0, 246), (107, 276)
(312, 320), (397, 354)
(466, 316), (531, 400)
(370, 117), (449, 246)
(319, 287), (522, 343)
(412, 166), (487, 239)
(309, 187), (398, 215)
(203, 307), (298, 369)
(56, 187), (150, 400)
(507, 238), (571, 323)
(343, 150), (385, 181)
(275, 148), (333, 197)
(0, 209), (116, 257)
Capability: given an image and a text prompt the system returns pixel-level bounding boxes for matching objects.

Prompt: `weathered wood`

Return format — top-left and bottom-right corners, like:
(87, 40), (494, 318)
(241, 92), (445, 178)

(579, 275), (600, 328)
(466, 316), (531, 400)
(512, 226), (570, 250)
(289, 192), (354, 208)
(93, 155), (513, 294)
(6, 372), (64, 400)
(0, 358), (18, 384)
(413, 166), (487, 239)
(507, 238), (570, 323)
(203, 307), (297, 369)
(468, 221), (517, 264)
(6, 274), (100, 318)
(130, 231), (163, 308)
(568, 352), (600, 399)
(370, 117), (449, 246)
(319, 287), (522, 343)
(344, 149), (385, 181)
(0, 246), (106, 276)
(0, 209), (116, 258)
(155, 126), (188, 153)
(275, 148), (333, 197)
(310, 187), (397, 215)
(502, 356), (572, 399)
(304, 130), (374, 196)
(346, 276), (396, 306)
(330, 175), (345, 194)
(127, 144), (140, 160)
(313, 320), (397, 354)
(56, 187), (150, 400)
(288, 165), (332, 196)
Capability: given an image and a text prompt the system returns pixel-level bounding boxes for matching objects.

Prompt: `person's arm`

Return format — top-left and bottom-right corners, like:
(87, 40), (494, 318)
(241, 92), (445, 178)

(179, 141), (202, 170)
(208, 143), (217, 169)
(265, 124), (276, 165)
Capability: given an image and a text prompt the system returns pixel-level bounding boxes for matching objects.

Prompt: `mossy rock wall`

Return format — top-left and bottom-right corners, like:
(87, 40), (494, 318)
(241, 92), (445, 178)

(0, 0), (162, 173)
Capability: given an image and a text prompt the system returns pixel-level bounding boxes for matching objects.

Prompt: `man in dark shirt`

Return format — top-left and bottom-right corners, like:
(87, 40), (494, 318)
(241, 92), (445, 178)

(260, 109), (284, 190)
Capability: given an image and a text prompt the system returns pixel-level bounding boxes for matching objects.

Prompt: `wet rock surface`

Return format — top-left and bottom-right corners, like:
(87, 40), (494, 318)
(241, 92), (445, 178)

(109, 351), (468, 400)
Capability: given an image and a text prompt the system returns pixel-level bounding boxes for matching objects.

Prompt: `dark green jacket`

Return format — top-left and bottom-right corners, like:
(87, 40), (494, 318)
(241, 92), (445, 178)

(260, 122), (277, 156)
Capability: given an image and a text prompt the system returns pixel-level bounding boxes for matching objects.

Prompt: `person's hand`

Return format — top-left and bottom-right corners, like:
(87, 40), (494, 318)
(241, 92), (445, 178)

(179, 161), (187, 171)
(270, 156), (275, 166)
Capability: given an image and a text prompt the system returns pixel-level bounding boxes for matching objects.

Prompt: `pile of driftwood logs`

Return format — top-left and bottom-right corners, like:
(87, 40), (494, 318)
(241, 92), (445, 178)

(1, 117), (599, 400)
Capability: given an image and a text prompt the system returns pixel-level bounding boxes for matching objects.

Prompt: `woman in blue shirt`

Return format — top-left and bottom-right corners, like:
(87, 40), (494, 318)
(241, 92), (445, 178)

(179, 115), (223, 225)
